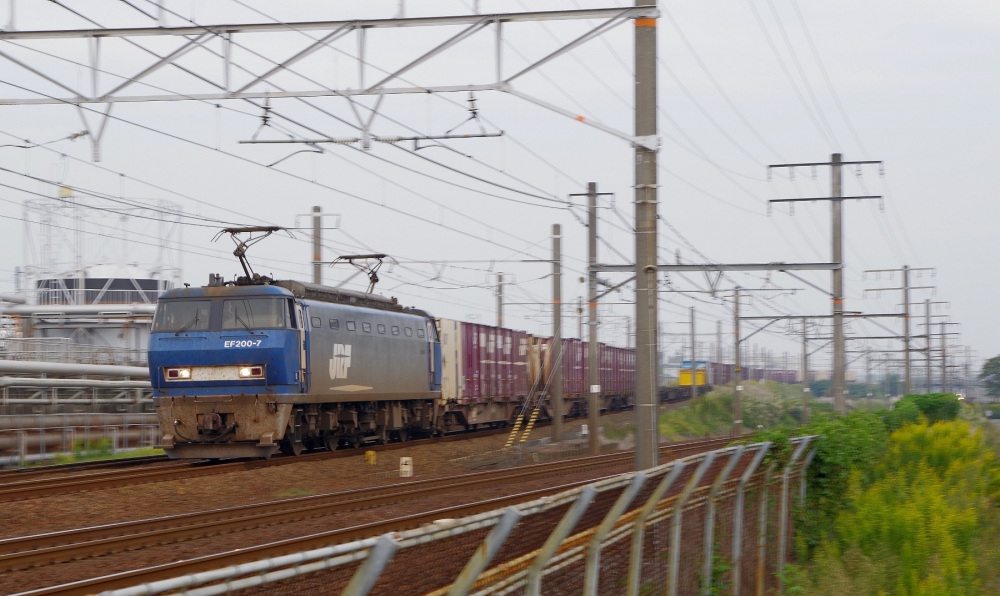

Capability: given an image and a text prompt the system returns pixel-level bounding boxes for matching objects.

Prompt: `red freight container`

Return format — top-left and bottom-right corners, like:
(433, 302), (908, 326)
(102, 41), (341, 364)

(542, 339), (636, 397)
(457, 322), (529, 403)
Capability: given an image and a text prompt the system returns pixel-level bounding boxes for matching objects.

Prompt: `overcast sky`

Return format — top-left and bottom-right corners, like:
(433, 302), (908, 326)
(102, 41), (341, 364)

(0, 0), (995, 377)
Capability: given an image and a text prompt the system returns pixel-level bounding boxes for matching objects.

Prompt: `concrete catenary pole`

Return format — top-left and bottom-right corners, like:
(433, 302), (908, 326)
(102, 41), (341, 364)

(634, 2), (659, 470)
(587, 182), (601, 456)
(831, 153), (846, 413)
(715, 320), (722, 386)
(866, 350), (872, 397)
(552, 225), (563, 441)
(733, 288), (743, 436)
(941, 321), (947, 393)
(926, 298), (932, 393)
(312, 205), (322, 285)
(690, 307), (697, 400)
(801, 318), (809, 423)
(497, 273), (503, 328)
(903, 265), (911, 393)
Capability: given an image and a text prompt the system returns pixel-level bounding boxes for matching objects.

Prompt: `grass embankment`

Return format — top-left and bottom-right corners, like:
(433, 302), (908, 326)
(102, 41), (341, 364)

(601, 381), (830, 442)
(748, 393), (1000, 595)
(658, 381), (835, 440)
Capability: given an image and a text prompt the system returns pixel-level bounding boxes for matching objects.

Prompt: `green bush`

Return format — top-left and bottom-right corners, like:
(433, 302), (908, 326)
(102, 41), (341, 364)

(804, 420), (1000, 595)
(884, 397), (921, 432)
(896, 393), (961, 423)
(738, 411), (890, 558)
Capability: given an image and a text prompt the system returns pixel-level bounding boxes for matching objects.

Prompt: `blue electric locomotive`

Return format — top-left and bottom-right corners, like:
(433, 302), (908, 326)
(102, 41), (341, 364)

(150, 276), (442, 459)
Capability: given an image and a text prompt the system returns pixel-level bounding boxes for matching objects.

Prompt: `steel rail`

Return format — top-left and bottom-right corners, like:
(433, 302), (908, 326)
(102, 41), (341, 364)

(0, 438), (729, 588)
(0, 402), (686, 501)
(0, 426), (516, 502)
(0, 437), (732, 571)
(0, 452), (636, 570)
(0, 455), (169, 480)
(13, 437), (734, 596)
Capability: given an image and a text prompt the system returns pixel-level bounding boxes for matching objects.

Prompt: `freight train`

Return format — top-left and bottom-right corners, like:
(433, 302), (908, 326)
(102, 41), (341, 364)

(150, 275), (636, 459)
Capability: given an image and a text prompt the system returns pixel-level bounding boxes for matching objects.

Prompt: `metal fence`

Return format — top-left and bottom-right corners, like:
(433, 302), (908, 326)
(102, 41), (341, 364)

(0, 412), (161, 466)
(102, 436), (818, 596)
(0, 337), (147, 366)
(0, 382), (152, 406)
(32, 288), (160, 306)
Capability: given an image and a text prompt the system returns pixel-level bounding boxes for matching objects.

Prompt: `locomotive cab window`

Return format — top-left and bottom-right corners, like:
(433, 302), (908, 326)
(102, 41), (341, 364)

(346, 321), (356, 331)
(154, 300), (211, 332)
(310, 317), (321, 328)
(221, 298), (288, 330)
(362, 322), (372, 333)
(377, 324), (386, 334)
(330, 319), (340, 329)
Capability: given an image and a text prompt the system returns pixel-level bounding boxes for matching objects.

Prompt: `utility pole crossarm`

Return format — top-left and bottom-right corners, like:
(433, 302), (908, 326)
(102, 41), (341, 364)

(864, 286), (934, 293)
(592, 262), (842, 273)
(768, 160), (882, 168)
(769, 196), (881, 203)
(738, 313), (905, 320)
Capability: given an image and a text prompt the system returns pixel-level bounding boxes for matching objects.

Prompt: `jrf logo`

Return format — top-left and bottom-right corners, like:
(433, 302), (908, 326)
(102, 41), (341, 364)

(330, 344), (352, 380)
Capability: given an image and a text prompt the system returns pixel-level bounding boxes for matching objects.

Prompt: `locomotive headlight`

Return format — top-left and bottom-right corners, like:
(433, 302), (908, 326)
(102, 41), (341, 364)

(165, 367), (192, 380)
(239, 366), (264, 378)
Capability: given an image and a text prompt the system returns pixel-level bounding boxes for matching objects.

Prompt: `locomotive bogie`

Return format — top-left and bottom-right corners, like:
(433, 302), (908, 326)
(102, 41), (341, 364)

(157, 395), (292, 459)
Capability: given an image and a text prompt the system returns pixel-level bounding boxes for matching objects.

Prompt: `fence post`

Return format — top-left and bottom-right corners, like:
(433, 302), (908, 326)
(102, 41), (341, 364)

(755, 462), (776, 596)
(17, 430), (26, 468)
(626, 462), (686, 596)
(778, 438), (812, 594)
(799, 445), (818, 506)
(525, 485), (597, 596)
(732, 443), (771, 596)
(701, 446), (744, 596)
(583, 473), (648, 596)
(668, 452), (717, 596)
(447, 507), (524, 596)
(340, 533), (401, 596)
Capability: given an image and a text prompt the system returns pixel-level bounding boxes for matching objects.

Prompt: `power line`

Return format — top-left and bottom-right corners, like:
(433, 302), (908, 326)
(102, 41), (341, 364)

(761, 0), (841, 148)
(658, 3), (787, 161)
(788, 0), (869, 157)
(743, 0), (836, 148)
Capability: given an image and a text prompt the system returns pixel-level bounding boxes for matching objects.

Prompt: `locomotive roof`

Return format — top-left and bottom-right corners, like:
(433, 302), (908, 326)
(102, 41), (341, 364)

(273, 280), (402, 312)
(159, 280), (433, 318)
(159, 284), (294, 299)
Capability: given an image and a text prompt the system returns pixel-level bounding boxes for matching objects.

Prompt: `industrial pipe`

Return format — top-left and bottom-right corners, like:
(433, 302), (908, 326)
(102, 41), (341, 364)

(0, 377), (151, 389)
(1, 304), (156, 316)
(0, 361), (149, 378)
(0, 413), (157, 430)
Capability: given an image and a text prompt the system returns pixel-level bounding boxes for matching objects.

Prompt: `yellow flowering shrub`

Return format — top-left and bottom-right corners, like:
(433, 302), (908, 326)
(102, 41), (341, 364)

(804, 421), (1000, 595)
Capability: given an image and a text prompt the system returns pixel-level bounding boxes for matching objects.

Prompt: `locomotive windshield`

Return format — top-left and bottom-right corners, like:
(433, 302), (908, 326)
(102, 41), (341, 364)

(222, 298), (288, 330)
(153, 300), (211, 332)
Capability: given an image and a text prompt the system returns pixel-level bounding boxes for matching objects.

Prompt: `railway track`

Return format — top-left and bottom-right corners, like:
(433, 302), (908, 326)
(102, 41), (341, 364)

(0, 454), (170, 480)
(0, 407), (661, 502)
(0, 425), (515, 502)
(8, 436), (733, 596)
